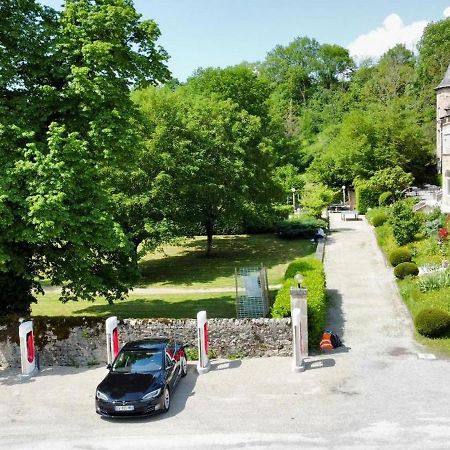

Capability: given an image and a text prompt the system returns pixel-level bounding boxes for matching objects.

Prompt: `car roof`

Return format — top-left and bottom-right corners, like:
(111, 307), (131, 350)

(122, 338), (170, 351)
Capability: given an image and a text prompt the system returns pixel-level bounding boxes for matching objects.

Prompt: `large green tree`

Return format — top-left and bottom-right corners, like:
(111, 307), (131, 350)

(0, 0), (169, 315)
(134, 87), (277, 255)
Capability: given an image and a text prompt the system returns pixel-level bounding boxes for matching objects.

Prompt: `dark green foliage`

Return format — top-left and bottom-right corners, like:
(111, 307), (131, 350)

(242, 205), (291, 234)
(276, 216), (327, 239)
(271, 257), (327, 349)
(355, 183), (379, 214)
(394, 262), (419, 279)
(0, 0), (169, 315)
(371, 212), (389, 228)
(379, 191), (394, 206)
(390, 201), (422, 246)
(414, 308), (450, 337)
(389, 248), (412, 266)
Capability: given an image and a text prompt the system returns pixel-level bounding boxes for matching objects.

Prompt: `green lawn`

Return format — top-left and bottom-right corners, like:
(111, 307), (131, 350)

(138, 234), (315, 288)
(32, 292), (236, 319)
(32, 234), (310, 318)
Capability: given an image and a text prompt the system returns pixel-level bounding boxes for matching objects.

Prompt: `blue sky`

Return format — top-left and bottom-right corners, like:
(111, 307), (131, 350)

(39, 0), (450, 80)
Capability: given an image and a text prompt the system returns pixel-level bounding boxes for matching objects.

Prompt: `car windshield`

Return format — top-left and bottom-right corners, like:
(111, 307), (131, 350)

(111, 350), (163, 374)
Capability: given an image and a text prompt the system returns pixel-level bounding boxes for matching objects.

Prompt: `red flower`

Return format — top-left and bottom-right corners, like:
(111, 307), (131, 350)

(438, 228), (449, 240)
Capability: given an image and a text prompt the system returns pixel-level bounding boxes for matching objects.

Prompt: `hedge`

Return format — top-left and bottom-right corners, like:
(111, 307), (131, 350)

(276, 216), (328, 240)
(371, 213), (389, 227)
(388, 248), (412, 266)
(414, 308), (450, 337)
(271, 256), (327, 349)
(355, 183), (379, 214)
(394, 262), (419, 279)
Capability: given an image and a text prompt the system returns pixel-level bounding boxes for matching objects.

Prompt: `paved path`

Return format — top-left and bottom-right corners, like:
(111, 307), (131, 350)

(2, 215), (450, 449)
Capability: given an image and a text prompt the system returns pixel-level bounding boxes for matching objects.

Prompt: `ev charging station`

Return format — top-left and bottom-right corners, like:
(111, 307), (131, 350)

(19, 320), (37, 376)
(105, 316), (120, 365)
(196, 310), (211, 374)
(290, 287), (308, 372)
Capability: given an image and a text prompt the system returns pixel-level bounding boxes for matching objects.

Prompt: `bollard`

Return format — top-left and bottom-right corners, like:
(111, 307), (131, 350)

(105, 316), (120, 365)
(196, 310), (211, 374)
(290, 287), (308, 358)
(291, 287), (308, 372)
(19, 320), (37, 376)
(292, 308), (305, 372)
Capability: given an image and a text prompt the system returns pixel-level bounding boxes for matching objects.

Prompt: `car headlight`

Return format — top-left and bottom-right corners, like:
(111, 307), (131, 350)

(96, 390), (108, 401)
(142, 388), (161, 400)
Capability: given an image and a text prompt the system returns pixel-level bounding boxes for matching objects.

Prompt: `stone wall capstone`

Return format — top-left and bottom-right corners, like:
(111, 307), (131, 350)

(0, 318), (293, 368)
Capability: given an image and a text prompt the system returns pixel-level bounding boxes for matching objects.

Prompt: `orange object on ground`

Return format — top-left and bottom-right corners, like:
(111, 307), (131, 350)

(320, 331), (334, 350)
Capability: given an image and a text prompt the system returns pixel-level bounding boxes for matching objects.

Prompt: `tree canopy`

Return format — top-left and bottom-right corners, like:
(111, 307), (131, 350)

(0, 0), (169, 314)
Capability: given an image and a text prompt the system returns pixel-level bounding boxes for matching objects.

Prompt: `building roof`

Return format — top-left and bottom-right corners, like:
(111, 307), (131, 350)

(437, 62), (450, 90)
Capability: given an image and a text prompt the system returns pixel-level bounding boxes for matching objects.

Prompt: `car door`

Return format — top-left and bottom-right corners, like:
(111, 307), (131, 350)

(165, 352), (176, 389)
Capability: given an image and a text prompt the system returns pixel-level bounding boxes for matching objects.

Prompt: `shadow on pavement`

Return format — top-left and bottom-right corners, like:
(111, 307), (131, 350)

(326, 289), (346, 340)
(0, 364), (98, 386)
(304, 358), (335, 370)
(210, 359), (242, 371)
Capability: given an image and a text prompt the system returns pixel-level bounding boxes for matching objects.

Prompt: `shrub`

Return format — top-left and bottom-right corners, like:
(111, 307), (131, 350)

(242, 204), (291, 234)
(355, 182), (379, 214)
(379, 191), (393, 206)
(276, 216), (328, 239)
(271, 257), (327, 349)
(390, 200), (421, 246)
(371, 212), (389, 227)
(414, 308), (450, 337)
(388, 248), (412, 266)
(394, 262), (419, 279)
(418, 270), (450, 293)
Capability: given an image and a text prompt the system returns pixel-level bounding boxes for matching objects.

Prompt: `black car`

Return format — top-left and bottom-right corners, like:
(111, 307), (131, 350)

(95, 338), (188, 417)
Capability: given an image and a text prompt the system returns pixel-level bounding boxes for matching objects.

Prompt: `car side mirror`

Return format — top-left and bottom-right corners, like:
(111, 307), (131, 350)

(106, 364), (112, 370)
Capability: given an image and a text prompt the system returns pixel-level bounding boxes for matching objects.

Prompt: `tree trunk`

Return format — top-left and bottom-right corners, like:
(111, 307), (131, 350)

(205, 219), (214, 256)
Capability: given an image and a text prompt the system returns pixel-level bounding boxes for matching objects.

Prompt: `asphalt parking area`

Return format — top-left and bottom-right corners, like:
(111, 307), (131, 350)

(2, 352), (450, 449)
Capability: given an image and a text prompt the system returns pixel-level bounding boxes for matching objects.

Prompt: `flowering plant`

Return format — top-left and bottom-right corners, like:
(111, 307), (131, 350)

(438, 227), (449, 240)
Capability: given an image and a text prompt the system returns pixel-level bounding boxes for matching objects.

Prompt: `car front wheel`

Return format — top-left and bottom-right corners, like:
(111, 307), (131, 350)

(162, 386), (170, 413)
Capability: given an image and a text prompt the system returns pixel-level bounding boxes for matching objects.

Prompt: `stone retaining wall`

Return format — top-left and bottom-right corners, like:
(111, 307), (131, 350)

(0, 317), (292, 368)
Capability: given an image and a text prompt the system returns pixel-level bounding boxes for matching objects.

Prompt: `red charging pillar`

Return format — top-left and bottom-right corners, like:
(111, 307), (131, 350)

(196, 310), (210, 374)
(105, 316), (120, 365)
(19, 321), (37, 376)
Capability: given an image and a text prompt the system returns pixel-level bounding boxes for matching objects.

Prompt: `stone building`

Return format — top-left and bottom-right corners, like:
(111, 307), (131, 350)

(436, 62), (450, 212)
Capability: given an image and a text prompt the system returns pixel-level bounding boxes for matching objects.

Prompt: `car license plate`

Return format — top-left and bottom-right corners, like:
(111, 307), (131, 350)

(115, 405), (134, 411)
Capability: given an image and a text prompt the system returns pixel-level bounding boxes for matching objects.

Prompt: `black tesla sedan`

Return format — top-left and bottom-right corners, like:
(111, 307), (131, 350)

(95, 338), (187, 417)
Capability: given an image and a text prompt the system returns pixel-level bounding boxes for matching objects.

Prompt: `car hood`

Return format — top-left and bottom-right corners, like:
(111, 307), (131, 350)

(97, 371), (163, 401)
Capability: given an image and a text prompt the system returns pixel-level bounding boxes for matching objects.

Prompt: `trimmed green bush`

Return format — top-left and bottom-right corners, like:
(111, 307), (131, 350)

(389, 248), (412, 266)
(371, 212), (389, 227)
(379, 191), (393, 206)
(276, 216), (328, 239)
(394, 262), (419, 279)
(271, 257), (327, 349)
(355, 182), (379, 214)
(414, 308), (450, 337)
(390, 200), (421, 246)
